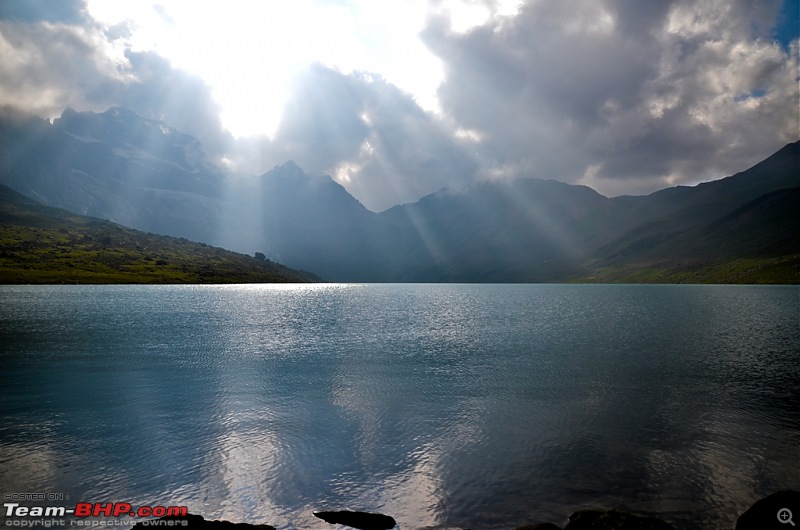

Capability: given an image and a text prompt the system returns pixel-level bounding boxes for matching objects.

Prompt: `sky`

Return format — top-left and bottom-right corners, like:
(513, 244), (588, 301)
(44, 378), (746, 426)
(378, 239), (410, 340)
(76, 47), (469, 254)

(0, 0), (798, 211)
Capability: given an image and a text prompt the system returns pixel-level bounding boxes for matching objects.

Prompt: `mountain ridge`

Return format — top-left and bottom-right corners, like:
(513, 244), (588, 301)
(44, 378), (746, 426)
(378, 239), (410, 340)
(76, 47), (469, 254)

(0, 182), (318, 284)
(0, 106), (797, 283)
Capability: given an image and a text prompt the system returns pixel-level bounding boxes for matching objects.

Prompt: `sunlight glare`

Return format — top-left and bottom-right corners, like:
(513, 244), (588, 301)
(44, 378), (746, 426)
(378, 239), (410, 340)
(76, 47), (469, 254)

(432, 0), (522, 33)
(84, 0), (447, 138)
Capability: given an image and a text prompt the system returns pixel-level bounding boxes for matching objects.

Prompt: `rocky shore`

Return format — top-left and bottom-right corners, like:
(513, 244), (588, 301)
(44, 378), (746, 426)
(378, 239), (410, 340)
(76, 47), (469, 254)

(132, 490), (799, 530)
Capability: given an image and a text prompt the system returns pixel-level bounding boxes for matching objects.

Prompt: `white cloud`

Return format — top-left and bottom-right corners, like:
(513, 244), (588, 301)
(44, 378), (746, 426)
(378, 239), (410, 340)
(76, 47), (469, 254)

(81, 0), (446, 137)
(0, 21), (132, 116)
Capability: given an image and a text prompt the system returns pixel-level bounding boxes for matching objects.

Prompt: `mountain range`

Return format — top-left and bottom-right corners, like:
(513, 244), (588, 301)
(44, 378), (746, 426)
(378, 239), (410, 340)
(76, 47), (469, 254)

(1, 106), (797, 283)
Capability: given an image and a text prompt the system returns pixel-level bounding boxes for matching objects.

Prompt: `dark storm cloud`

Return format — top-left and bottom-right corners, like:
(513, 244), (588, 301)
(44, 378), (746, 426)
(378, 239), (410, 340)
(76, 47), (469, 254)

(269, 65), (370, 172)
(421, 0), (799, 195)
(345, 74), (477, 209)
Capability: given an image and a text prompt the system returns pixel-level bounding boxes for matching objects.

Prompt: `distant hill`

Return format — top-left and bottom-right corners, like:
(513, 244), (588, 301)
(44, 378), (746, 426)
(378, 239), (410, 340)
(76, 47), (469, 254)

(0, 106), (797, 283)
(0, 184), (318, 284)
(579, 186), (800, 283)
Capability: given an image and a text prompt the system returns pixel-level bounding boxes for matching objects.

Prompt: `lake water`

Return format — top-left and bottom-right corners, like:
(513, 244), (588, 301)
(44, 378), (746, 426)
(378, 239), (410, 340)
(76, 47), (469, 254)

(0, 284), (798, 529)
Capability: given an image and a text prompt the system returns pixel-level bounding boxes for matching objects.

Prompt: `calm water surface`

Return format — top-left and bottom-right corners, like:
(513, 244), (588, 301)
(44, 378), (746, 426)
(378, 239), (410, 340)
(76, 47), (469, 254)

(1, 284), (798, 529)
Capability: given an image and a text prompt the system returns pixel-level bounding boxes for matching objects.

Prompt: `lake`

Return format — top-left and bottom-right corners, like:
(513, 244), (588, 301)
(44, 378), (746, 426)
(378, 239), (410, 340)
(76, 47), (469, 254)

(1, 284), (798, 529)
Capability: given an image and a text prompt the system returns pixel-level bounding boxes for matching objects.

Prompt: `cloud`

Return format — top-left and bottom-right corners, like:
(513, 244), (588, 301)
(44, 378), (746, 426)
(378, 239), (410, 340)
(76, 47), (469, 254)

(119, 50), (233, 158)
(0, 20), (128, 115)
(0, 0), (796, 208)
(0, 14), (232, 160)
(0, 4), (473, 210)
(422, 0), (799, 196)
(236, 64), (477, 211)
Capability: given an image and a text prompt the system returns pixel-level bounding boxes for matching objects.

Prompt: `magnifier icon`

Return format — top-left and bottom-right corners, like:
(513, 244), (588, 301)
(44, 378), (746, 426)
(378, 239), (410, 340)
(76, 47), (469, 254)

(779, 508), (795, 526)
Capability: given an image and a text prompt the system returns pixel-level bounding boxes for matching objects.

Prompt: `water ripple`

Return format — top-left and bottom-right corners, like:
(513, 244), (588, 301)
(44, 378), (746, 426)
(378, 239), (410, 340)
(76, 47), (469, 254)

(0, 284), (798, 530)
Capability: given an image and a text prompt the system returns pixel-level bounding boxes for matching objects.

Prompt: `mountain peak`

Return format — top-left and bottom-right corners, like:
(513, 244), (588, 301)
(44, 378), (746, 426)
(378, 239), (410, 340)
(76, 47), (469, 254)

(277, 160), (305, 175)
(61, 106), (79, 118)
(261, 160), (312, 182)
(103, 106), (147, 123)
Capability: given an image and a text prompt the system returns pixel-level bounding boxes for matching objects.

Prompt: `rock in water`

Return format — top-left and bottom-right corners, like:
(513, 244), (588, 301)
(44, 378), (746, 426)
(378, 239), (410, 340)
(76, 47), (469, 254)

(736, 491), (800, 530)
(564, 509), (675, 529)
(312, 510), (396, 530)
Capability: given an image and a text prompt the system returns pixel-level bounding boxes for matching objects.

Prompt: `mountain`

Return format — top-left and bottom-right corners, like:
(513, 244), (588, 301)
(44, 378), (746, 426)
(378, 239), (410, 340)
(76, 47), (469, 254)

(0, 107), (392, 280)
(0, 105), (232, 245)
(378, 178), (618, 281)
(0, 106), (797, 283)
(591, 142), (800, 261)
(241, 160), (392, 281)
(581, 186), (800, 283)
(375, 143), (798, 282)
(0, 183), (318, 284)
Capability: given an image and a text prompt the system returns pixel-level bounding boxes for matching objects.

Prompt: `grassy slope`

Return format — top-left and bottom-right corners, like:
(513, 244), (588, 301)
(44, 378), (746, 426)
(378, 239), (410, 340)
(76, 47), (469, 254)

(0, 186), (319, 284)
(576, 187), (800, 284)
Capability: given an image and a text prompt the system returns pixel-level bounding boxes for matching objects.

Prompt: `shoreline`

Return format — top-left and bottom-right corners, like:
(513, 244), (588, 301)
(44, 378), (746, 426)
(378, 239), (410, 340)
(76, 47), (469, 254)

(131, 491), (799, 530)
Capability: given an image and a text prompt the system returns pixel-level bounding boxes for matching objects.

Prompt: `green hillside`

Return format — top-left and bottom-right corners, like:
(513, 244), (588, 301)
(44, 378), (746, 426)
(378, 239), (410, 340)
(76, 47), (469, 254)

(0, 185), (319, 284)
(577, 187), (800, 284)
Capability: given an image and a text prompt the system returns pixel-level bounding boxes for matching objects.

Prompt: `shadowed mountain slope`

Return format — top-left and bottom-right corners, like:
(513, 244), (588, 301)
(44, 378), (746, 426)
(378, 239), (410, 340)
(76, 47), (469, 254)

(0, 106), (797, 283)
(0, 183), (317, 284)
